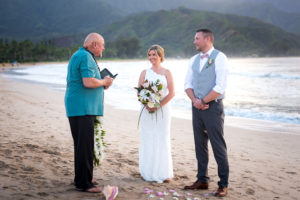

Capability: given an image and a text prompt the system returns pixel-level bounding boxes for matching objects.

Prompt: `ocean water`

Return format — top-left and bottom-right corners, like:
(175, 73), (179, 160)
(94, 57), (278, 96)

(2, 57), (300, 129)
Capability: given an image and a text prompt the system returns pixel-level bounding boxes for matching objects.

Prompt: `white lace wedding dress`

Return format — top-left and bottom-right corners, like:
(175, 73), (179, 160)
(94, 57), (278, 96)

(139, 68), (173, 183)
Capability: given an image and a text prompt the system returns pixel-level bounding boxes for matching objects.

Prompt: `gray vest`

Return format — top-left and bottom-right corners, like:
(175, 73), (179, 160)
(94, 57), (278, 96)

(192, 49), (224, 100)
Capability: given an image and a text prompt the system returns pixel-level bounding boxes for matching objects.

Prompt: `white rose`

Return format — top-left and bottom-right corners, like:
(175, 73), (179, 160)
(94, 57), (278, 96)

(151, 86), (158, 93)
(142, 81), (150, 88)
(147, 101), (155, 108)
(139, 89), (149, 101)
(159, 90), (164, 96)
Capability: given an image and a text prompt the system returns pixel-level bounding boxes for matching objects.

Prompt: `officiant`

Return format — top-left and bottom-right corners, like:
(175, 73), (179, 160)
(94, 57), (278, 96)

(64, 32), (113, 193)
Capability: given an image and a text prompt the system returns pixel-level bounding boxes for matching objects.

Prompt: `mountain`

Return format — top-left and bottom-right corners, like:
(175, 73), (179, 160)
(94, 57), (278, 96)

(245, 0), (300, 13)
(1, 0), (300, 57)
(0, 0), (124, 41)
(98, 8), (300, 57)
(104, 0), (300, 34)
(1, 0), (299, 42)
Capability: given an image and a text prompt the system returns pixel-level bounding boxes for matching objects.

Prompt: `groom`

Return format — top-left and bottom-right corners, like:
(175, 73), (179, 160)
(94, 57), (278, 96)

(184, 29), (229, 197)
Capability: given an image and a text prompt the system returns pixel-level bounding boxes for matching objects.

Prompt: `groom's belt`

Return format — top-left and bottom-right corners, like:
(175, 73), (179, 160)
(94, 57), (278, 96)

(208, 99), (223, 104)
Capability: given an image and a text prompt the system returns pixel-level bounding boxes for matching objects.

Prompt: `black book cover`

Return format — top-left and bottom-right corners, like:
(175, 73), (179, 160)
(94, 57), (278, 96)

(100, 68), (118, 79)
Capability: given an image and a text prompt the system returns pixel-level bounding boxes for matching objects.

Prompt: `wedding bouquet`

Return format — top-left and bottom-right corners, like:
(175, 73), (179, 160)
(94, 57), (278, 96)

(94, 116), (106, 166)
(135, 79), (163, 126)
(135, 79), (163, 113)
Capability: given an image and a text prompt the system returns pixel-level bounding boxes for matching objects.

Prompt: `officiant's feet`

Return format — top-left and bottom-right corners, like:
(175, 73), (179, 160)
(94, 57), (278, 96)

(75, 186), (102, 193)
(86, 186), (102, 193)
(184, 180), (208, 190)
(73, 179), (98, 186)
(92, 179), (99, 185)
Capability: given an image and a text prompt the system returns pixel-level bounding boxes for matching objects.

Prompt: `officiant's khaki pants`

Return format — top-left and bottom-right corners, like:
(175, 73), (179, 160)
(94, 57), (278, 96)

(192, 100), (229, 187)
(68, 115), (95, 189)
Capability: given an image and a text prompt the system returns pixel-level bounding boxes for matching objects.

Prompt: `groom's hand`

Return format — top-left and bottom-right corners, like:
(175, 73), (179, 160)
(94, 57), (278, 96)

(193, 99), (202, 109)
(193, 98), (209, 110)
(201, 104), (209, 110)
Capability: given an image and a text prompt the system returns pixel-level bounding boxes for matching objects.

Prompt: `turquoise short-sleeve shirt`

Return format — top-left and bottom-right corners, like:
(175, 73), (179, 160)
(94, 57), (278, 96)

(64, 47), (104, 117)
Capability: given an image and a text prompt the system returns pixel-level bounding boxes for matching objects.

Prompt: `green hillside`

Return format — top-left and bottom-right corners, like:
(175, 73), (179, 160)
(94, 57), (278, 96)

(105, 0), (300, 34)
(2, 7), (300, 61)
(0, 0), (123, 41)
(99, 8), (300, 57)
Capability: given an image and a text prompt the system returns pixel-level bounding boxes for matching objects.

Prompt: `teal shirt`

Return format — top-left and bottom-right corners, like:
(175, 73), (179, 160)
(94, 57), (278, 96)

(64, 47), (104, 117)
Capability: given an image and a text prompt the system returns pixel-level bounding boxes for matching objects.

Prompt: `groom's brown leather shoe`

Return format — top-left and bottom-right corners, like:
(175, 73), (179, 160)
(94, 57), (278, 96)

(215, 187), (228, 197)
(184, 181), (208, 190)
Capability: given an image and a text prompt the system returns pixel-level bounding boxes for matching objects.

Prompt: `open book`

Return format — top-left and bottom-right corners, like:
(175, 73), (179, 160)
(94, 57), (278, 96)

(100, 68), (118, 79)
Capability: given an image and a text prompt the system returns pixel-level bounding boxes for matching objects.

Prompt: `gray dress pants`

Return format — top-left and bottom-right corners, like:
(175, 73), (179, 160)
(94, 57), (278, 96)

(192, 100), (229, 187)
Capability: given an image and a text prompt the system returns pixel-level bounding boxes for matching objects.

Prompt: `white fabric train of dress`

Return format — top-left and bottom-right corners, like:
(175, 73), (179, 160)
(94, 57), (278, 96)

(139, 68), (173, 183)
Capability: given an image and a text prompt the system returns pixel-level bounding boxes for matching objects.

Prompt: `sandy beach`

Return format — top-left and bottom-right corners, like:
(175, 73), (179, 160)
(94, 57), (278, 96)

(1, 75), (300, 200)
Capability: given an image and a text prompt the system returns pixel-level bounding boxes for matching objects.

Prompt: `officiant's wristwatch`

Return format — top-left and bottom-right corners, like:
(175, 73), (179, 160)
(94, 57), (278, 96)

(201, 98), (206, 104)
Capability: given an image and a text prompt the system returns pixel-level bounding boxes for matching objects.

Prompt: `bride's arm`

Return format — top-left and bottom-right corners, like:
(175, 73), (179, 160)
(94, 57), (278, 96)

(138, 69), (152, 112)
(137, 70), (146, 87)
(159, 69), (175, 107)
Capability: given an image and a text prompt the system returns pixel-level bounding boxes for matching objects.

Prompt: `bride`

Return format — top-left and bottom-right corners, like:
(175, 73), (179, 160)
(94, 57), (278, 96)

(137, 44), (175, 183)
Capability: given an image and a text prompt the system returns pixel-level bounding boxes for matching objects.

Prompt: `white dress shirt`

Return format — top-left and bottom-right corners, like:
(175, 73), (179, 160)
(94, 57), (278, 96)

(184, 47), (228, 95)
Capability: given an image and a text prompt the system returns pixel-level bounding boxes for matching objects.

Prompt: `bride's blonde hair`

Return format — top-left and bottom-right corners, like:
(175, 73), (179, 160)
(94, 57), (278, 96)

(147, 44), (165, 62)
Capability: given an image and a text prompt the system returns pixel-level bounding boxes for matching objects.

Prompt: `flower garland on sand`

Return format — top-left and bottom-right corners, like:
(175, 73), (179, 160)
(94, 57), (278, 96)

(94, 116), (106, 166)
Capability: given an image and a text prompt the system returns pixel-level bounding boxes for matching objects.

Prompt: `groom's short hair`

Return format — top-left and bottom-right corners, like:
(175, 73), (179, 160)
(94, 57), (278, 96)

(196, 28), (214, 44)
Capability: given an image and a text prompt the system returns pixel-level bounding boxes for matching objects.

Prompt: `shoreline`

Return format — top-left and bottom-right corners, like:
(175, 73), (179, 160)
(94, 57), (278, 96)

(1, 75), (300, 199)
(1, 56), (300, 67)
(2, 66), (300, 135)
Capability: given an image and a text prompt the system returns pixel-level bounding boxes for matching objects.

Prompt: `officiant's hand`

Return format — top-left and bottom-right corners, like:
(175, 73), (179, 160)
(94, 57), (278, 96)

(104, 76), (113, 89)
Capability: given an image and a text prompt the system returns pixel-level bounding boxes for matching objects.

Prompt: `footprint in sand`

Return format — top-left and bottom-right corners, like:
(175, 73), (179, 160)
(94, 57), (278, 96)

(24, 143), (39, 150)
(246, 188), (255, 195)
(21, 166), (36, 173)
(130, 171), (141, 178)
(0, 161), (8, 169)
(286, 171), (297, 175)
(43, 149), (61, 156)
(37, 192), (49, 197)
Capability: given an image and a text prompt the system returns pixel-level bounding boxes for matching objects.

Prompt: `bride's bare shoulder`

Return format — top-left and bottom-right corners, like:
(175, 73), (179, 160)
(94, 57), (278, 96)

(162, 68), (172, 76)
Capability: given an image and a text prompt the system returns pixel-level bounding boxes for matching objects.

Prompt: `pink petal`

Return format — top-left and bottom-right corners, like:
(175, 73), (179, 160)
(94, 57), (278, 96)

(157, 192), (164, 196)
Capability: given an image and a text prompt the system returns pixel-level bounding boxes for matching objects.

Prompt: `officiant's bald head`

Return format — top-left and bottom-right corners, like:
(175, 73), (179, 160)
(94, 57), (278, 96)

(83, 33), (105, 57)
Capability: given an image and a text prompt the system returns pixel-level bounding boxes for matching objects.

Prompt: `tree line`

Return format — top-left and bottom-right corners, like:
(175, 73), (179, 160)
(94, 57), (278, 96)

(0, 37), (141, 63)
